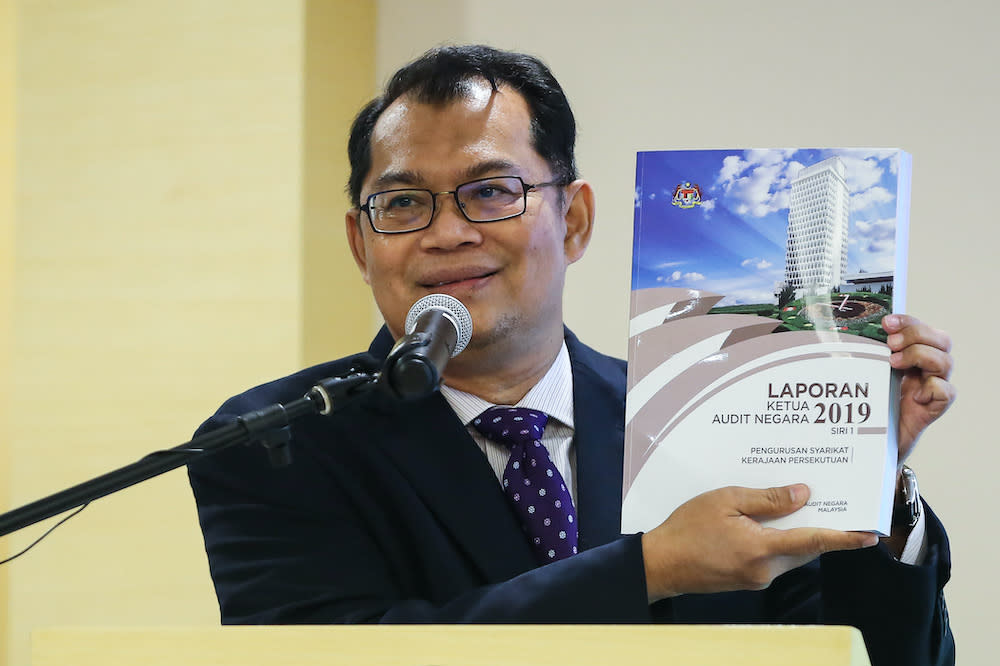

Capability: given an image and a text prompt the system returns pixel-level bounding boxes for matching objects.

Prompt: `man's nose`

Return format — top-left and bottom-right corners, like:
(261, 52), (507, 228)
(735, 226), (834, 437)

(419, 193), (483, 249)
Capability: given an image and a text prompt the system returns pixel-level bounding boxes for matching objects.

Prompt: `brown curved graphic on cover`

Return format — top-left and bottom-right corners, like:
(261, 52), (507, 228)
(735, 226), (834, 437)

(630, 287), (724, 322)
(623, 318), (887, 498)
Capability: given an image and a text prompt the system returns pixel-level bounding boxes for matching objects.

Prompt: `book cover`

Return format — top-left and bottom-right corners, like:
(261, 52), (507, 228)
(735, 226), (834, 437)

(622, 149), (911, 535)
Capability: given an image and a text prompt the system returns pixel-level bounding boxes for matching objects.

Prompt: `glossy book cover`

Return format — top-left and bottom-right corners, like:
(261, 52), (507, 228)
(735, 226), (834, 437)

(622, 149), (911, 535)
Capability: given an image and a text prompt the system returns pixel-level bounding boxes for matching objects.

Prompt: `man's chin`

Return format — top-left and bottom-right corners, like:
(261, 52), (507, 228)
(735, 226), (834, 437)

(463, 312), (521, 352)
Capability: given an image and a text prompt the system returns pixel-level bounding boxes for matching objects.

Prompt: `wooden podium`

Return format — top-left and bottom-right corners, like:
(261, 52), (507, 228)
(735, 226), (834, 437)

(32, 625), (871, 665)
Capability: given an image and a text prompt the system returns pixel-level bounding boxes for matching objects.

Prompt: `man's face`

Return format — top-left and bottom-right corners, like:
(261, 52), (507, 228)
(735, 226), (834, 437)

(346, 81), (592, 357)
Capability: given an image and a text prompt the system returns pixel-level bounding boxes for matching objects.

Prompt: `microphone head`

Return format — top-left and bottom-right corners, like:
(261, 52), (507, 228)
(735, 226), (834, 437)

(404, 294), (473, 356)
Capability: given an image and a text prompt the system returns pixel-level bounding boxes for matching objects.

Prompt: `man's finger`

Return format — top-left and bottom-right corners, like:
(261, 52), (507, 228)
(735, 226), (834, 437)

(889, 343), (953, 378)
(884, 315), (952, 354)
(768, 527), (879, 557)
(733, 484), (809, 519)
(912, 374), (957, 407)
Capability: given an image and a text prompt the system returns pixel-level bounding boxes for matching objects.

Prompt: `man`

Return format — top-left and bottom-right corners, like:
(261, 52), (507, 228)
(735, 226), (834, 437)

(189, 45), (955, 665)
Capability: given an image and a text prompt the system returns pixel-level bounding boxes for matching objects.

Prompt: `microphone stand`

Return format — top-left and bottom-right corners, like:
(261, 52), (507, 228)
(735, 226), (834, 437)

(0, 369), (378, 539)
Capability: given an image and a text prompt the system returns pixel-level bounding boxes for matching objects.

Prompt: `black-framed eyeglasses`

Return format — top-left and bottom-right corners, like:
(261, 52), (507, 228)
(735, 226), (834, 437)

(358, 175), (562, 234)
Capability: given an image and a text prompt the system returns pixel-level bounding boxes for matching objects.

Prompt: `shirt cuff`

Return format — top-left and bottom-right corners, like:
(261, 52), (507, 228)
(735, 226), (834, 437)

(898, 508), (927, 565)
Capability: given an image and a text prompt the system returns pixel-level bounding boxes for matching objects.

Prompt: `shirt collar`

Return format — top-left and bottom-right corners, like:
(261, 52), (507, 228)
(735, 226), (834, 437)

(439, 342), (574, 429)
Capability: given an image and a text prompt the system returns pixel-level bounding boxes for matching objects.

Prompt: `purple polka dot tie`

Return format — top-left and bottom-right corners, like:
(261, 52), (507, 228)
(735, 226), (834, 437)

(472, 407), (578, 564)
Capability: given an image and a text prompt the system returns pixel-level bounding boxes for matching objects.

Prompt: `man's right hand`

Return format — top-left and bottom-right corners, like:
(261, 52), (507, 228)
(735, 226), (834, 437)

(640, 484), (879, 603)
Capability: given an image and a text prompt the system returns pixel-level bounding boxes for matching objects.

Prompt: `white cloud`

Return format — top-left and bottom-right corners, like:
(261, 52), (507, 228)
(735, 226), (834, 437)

(741, 257), (774, 271)
(829, 149), (902, 177)
(785, 160), (806, 180)
(718, 155), (748, 185)
(700, 199), (715, 212)
(855, 217), (896, 238)
(867, 239), (895, 253)
(716, 151), (900, 222)
(835, 148), (899, 162)
(714, 149), (902, 221)
(744, 148), (795, 167)
(716, 151), (800, 218)
(838, 155), (884, 191)
(854, 217), (896, 253)
(665, 270), (705, 282)
(851, 186), (894, 211)
(726, 163), (787, 217)
(655, 261), (685, 268)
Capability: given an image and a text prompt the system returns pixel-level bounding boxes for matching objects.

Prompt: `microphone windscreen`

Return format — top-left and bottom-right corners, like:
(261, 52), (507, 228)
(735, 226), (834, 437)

(404, 294), (474, 357)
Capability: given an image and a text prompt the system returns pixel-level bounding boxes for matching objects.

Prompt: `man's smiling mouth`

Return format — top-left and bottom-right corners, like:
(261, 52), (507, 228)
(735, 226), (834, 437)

(420, 269), (499, 288)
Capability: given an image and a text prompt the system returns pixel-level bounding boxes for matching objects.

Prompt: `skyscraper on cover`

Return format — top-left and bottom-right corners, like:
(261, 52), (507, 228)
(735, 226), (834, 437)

(785, 157), (850, 296)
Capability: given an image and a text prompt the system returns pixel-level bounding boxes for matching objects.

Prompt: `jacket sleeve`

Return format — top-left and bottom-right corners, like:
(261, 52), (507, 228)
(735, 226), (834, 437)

(818, 500), (954, 666)
(188, 412), (654, 625)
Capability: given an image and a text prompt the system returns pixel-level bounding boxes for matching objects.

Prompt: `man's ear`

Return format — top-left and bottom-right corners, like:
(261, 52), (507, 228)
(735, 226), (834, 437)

(561, 179), (595, 265)
(345, 210), (371, 285)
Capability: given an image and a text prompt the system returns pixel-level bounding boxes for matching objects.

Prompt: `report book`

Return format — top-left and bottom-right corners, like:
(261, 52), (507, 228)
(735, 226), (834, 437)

(622, 148), (911, 535)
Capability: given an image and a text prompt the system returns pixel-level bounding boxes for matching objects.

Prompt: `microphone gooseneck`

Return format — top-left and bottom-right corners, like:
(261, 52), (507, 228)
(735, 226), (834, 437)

(383, 294), (473, 400)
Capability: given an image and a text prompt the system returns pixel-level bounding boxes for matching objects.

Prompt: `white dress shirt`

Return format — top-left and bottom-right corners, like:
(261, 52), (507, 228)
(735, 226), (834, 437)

(440, 342), (577, 502)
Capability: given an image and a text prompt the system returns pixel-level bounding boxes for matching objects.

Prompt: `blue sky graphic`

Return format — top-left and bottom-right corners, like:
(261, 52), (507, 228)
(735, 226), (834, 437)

(632, 148), (904, 305)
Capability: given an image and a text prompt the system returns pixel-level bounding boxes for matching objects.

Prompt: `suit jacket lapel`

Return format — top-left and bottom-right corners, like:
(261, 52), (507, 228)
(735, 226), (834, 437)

(360, 327), (626, 578)
(361, 329), (537, 582)
(566, 331), (628, 551)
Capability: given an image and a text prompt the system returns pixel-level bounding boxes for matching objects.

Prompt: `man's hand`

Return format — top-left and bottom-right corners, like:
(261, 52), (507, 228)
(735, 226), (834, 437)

(641, 484), (878, 603)
(883, 314), (955, 462)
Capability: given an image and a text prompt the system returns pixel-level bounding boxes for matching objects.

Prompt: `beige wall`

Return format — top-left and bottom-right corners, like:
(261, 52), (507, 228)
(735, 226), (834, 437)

(303, 0), (375, 366)
(378, 1), (996, 663)
(0, 0), (14, 655)
(6, 2), (373, 665)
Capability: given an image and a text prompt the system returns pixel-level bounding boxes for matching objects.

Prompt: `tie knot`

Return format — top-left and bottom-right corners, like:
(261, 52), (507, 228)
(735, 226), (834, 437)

(472, 407), (548, 447)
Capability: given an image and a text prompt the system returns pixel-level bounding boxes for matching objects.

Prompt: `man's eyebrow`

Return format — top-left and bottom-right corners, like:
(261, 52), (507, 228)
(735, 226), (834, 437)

(370, 170), (424, 190)
(369, 160), (524, 193)
(459, 160), (520, 181)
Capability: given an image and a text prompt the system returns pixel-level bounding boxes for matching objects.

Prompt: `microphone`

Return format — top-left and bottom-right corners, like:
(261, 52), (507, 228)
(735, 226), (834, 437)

(382, 294), (474, 399)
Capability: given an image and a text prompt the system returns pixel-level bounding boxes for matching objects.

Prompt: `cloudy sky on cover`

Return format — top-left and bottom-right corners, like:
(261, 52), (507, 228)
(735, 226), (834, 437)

(631, 148), (904, 305)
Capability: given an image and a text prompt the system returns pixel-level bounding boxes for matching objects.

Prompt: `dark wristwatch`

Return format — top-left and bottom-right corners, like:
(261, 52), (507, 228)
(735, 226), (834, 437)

(895, 465), (921, 528)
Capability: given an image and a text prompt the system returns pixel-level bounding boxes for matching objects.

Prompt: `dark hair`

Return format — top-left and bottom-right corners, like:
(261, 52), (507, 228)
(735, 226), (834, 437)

(346, 44), (578, 204)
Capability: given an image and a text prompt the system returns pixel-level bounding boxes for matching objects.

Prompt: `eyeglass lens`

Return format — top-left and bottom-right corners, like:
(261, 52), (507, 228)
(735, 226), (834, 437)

(367, 176), (527, 232)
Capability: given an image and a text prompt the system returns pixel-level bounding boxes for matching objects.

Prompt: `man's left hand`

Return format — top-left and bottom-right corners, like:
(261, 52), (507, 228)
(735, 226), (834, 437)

(883, 313), (955, 463)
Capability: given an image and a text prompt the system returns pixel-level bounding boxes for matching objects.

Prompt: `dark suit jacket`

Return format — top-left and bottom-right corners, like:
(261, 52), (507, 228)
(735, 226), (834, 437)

(188, 328), (954, 666)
